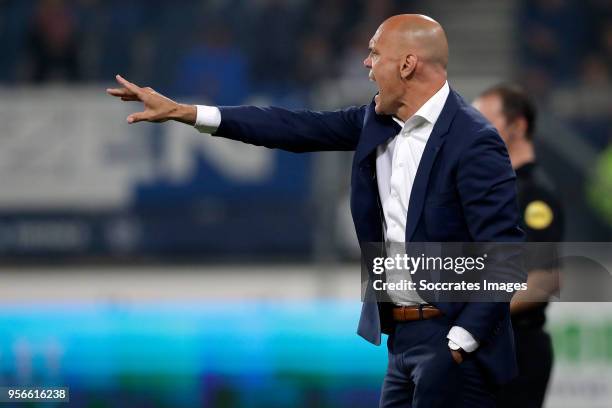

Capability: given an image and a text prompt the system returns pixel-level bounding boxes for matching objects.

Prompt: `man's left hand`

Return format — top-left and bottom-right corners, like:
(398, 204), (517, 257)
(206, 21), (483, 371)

(450, 349), (464, 364)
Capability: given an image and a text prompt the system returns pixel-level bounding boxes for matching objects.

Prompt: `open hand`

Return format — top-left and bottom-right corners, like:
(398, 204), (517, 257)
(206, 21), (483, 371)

(106, 75), (195, 125)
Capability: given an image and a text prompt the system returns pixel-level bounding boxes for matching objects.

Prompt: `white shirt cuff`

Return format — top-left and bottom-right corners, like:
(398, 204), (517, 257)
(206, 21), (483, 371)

(447, 326), (479, 353)
(194, 105), (221, 134)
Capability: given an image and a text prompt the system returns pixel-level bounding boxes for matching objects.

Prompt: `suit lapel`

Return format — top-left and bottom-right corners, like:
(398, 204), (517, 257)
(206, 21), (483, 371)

(405, 91), (460, 242)
(353, 91), (462, 241)
(355, 103), (401, 164)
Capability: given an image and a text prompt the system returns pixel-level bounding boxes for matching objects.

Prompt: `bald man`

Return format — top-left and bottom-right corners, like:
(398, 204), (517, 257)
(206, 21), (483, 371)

(108, 14), (524, 408)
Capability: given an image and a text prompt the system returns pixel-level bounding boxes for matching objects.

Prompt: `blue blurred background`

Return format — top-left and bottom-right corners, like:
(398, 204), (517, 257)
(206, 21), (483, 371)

(0, 300), (386, 407)
(0, 0), (611, 407)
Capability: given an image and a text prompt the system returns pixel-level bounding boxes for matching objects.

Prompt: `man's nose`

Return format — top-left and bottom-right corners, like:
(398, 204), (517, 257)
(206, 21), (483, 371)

(363, 56), (371, 68)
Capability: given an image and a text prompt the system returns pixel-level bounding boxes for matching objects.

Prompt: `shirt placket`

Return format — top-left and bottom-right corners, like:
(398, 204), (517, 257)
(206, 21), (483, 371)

(387, 126), (411, 243)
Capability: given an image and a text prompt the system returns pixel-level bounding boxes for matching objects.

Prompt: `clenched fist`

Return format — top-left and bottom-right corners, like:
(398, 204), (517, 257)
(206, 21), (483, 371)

(106, 75), (196, 125)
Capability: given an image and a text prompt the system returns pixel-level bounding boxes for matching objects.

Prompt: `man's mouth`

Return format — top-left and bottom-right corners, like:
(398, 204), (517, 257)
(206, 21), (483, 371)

(369, 72), (380, 105)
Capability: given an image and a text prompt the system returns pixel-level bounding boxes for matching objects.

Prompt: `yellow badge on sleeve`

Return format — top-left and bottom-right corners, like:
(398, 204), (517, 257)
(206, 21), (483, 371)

(524, 200), (553, 229)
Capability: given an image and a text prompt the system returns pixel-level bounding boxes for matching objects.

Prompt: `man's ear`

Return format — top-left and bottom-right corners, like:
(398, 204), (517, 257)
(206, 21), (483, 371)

(400, 54), (417, 80)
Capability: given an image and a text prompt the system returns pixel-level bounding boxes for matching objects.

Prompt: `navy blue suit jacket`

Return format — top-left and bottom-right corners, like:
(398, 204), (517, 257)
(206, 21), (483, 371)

(214, 89), (525, 384)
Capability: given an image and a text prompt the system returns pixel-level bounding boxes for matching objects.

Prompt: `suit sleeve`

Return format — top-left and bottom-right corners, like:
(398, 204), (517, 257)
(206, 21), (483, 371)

(453, 128), (526, 343)
(212, 105), (366, 153)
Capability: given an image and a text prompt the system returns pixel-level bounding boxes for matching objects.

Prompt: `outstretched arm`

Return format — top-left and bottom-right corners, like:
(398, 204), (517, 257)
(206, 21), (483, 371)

(213, 105), (365, 152)
(106, 75), (365, 153)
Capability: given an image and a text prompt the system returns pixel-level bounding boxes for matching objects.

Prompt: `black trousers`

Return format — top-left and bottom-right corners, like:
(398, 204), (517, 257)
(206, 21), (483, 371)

(379, 316), (498, 408)
(496, 327), (553, 408)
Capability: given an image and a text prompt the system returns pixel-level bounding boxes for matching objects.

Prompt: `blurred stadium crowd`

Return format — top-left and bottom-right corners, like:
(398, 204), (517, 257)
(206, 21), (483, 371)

(0, 0), (610, 124)
(519, 0), (612, 150)
(1, 0), (397, 104)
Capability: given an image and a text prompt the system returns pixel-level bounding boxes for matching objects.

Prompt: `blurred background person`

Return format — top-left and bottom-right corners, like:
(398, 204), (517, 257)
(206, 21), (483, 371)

(474, 84), (564, 408)
(26, 0), (81, 82)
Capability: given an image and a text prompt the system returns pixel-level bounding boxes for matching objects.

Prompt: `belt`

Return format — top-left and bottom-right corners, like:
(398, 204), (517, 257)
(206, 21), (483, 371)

(392, 305), (443, 322)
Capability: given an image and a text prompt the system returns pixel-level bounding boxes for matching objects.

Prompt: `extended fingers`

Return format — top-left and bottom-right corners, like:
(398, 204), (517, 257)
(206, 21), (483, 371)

(127, 110), (166, 123)
(115, 74), (143, 96)
(108, 75), (170, 123)
(127, 111), (150, 123)
(107, 87), (135, 97)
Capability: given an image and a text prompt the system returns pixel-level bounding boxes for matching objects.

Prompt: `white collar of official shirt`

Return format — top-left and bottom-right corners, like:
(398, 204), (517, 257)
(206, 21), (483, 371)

(391, 81), (450, 135)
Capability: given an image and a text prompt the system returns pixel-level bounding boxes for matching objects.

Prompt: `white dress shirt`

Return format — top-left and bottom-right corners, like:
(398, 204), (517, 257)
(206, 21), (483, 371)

(192, 84), (479, 353)
(377, 83), (448, 244)
(373, 81), (478, 352)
